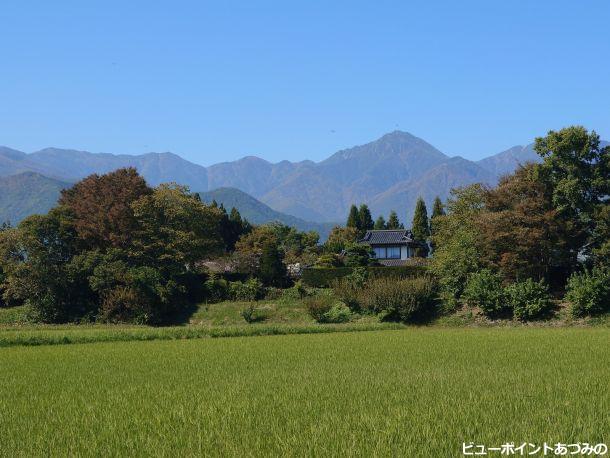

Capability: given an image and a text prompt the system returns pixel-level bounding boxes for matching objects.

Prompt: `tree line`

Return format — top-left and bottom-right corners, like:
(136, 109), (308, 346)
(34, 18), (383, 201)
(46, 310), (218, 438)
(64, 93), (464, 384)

(0, 125), (607, 324)
(430, 126), (609, 317)
(0, 168), (319, 323)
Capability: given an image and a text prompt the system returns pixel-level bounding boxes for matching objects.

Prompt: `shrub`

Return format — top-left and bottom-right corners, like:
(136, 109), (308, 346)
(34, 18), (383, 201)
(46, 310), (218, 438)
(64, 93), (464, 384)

(228, 278), (264, 302)
(566, 268), (610, 317)
(343, 244), (374, 267)
(302, 265), (427, 288)
(320, 303), (352, 323)
(204, 274), (228, 303)
(240, 303), (272, 323)
(361, 276), (437, 322)
(332, 278), (363, 312)
(305, 294), (335, 322)
(463, 269), (508, 317)
(314, 254), (343, 268)
(99, 286), (152, 324)
(505, 279), (553, 321)
(264, 287), (283, 300)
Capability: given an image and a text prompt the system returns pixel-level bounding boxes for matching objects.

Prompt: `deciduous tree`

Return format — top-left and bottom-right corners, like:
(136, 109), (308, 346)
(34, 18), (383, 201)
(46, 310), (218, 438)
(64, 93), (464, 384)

(59, 167), (152, 250)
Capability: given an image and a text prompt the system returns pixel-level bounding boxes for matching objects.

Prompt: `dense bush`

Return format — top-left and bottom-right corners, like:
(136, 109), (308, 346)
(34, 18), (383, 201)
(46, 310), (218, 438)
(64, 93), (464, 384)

(228, 278), (264, 301)
(360, 276), (437, 322)
(320, 303), (352, 323)
(505, 279), (553, 321)
(203, 274), (229, 303)
(302, 265), (427, 287)
(343, 244), (374, 267)
(566, 268), (610, 317)
(304, 293), (351, 323)
(463, 269), (508, 317)
(99, 286), (151, 324)
(304, 294), (335, 322)
(279, 280), (308, 302)
(314, 254), (343, 268)
(331, 267), (368, 311)
(332, 278), (362, 312)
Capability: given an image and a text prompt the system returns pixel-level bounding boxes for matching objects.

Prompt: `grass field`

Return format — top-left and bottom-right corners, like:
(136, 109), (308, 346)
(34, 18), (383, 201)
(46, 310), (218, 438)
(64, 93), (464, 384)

(0, 328), (608, 456)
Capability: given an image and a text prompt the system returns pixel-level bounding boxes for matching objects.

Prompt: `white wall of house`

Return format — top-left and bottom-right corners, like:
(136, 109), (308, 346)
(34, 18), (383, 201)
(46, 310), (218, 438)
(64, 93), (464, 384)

(400, 246), (410, 260)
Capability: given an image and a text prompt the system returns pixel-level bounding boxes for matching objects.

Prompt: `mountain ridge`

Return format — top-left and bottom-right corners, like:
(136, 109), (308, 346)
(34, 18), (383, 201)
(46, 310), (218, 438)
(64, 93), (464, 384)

(3, 130), (596, 225)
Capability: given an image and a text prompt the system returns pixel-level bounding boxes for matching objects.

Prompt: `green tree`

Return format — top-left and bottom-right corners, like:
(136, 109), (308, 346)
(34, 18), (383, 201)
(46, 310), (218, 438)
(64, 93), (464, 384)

(344, 243), (374, 267)
(431, 196), (445, 220)
(534, 126), (610, 267)
(346, 205), (360, 229)
(0, 209), (95, 322)
(130, 184), (224, 268)
(358, 204), (374, 233)
(591, 204), (610, 268)
(259, 241), (287, 287)
(411, 197), (430, 241)
(324, 226), (359, 253)
(429, 197), (445, 252)
(374, 215), (387, 229)
(217, 206), (251, 252)
(430, 184), (486, 308)
(386, 211), (402, 229)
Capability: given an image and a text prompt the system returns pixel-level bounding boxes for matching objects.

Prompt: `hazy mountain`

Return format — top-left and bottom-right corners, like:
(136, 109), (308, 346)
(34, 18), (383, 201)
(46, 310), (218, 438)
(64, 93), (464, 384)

(28, 148), (209, 190)
(197, 187), (336, 240)
(2, 131), (606, 227)
(476, 144), (540, 178)
(369, 156), (496, 223)
(0, 172), (71, 225)
(259, 131), (451, 222)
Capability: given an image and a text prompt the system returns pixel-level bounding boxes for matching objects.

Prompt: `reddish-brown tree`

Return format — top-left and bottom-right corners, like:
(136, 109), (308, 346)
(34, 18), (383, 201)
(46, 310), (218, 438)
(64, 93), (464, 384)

(59, 168), (152, 250)
(480, 164), (572, 285)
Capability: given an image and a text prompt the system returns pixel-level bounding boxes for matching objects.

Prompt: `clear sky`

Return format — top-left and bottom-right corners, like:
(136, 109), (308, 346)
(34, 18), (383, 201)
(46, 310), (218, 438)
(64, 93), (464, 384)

(1, 0), (609, 165)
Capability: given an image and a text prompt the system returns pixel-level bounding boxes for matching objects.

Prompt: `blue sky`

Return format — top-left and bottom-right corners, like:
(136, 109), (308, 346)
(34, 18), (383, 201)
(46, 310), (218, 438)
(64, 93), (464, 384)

(1, 1), (609, 165)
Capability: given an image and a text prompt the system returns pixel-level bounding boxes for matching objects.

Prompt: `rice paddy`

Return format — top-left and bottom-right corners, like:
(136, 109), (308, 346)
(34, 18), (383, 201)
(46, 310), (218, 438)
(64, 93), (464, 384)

(0, 328), (608, 456)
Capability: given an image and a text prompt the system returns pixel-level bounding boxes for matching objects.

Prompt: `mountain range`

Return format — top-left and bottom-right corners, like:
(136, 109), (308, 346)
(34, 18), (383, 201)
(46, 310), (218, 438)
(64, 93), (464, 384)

(3, 130), (602, 230)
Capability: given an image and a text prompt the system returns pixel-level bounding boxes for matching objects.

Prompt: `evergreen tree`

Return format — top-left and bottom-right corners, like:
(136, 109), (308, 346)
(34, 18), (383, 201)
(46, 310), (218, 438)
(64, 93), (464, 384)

(387, 211), (402, 229)
(430, 196), (446, 237)
(358, 204), (374, 232)
(346, 205), (360, 229)
(431, 196), (445, 219)
(258, 241), (287, 287)
(411, 197), (430, 241)
(374, 215), (387, 229)
(229, 207), (242, 224)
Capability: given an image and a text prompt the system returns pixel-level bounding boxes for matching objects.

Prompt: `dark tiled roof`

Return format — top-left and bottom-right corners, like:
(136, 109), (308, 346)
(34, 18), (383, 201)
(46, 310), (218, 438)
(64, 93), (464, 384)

(359, 230), (415, 245)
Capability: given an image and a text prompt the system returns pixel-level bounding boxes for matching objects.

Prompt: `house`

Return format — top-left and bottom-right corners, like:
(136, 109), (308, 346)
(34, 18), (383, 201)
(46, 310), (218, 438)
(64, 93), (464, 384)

(358, 229), (425, 266)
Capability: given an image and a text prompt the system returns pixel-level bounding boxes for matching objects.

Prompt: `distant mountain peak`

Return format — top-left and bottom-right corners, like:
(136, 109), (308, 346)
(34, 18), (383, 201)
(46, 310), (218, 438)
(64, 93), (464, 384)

(0, 146), (27, 161)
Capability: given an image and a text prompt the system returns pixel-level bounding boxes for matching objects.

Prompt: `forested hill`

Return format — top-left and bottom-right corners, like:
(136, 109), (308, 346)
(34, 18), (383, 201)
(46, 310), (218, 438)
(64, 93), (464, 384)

(197, 187), (336, 240)
(0, 172), (71, 225)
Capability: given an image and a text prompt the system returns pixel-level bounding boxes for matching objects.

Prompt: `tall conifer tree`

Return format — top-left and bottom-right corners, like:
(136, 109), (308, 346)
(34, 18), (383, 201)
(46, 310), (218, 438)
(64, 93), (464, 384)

(374, 215), (387, 229)
(346, 205), (360, 229)
(358, 204), (374, 232)
(387, 210), (402, 229)
(411, 197), (430, 241)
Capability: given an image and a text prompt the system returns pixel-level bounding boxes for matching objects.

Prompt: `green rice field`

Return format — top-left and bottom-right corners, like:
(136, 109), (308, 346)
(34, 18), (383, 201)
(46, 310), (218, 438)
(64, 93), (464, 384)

(0, 328), (608, 456)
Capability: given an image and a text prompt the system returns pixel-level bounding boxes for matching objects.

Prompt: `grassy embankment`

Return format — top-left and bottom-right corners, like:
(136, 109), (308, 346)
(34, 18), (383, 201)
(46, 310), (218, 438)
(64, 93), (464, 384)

(0, 296), (608, 348)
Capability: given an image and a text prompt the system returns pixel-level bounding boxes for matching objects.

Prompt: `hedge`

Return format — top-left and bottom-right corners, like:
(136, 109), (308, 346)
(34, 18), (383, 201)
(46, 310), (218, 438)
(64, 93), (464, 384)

(302, 265), (427, 287)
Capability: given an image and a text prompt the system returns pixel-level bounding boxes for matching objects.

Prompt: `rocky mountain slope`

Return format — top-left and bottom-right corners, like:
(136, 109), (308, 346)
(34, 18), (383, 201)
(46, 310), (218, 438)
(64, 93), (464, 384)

(1, 130), (575, 225)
